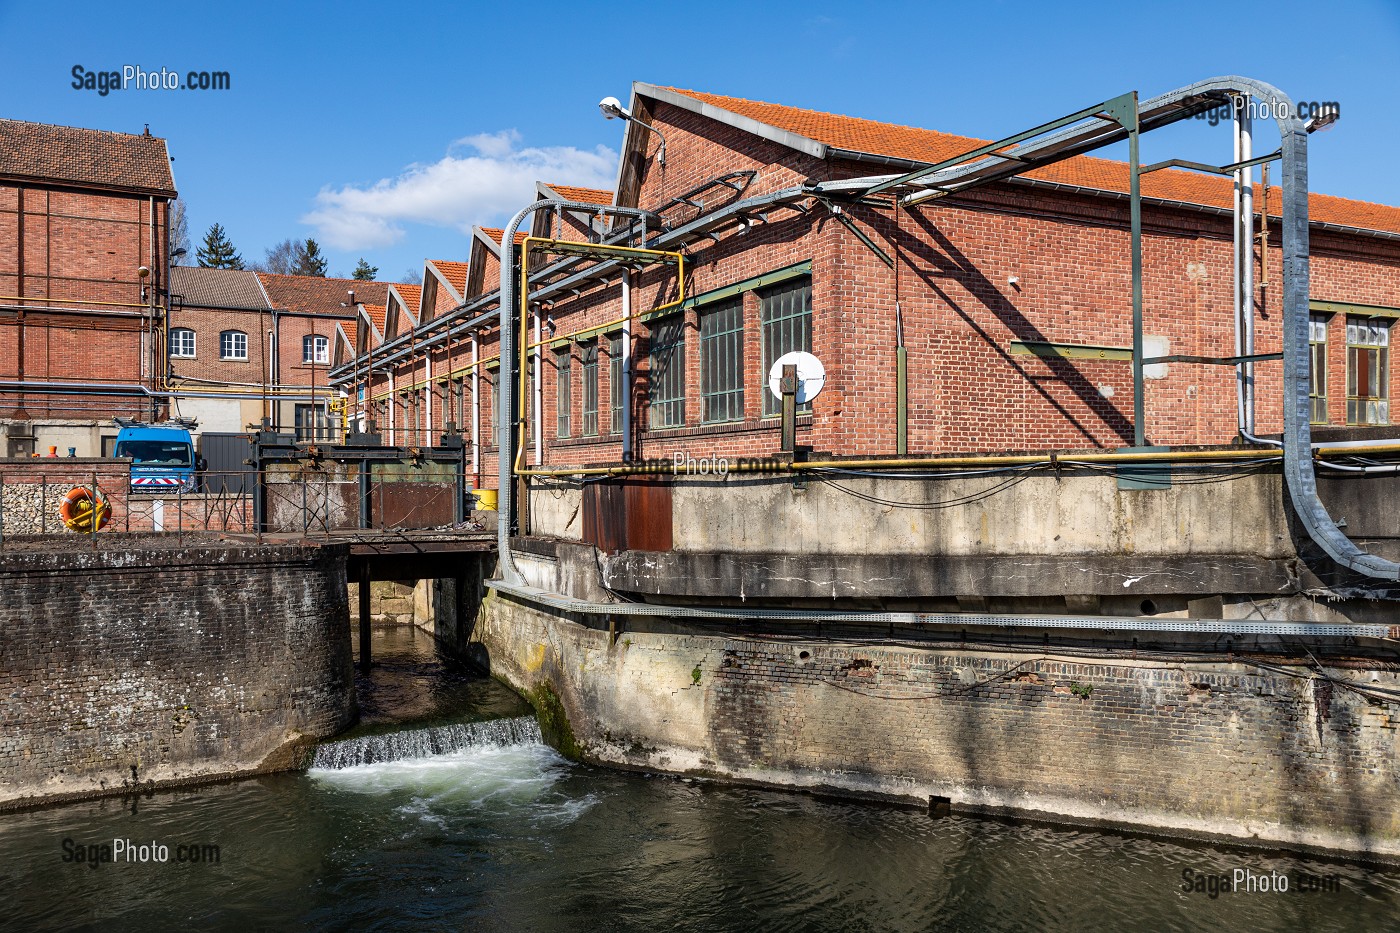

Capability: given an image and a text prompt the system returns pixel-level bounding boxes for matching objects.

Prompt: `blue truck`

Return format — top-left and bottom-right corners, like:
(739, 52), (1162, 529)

(114, 421), (199, 493)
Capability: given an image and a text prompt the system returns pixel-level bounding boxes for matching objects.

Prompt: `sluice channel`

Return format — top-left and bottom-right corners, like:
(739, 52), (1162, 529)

(5, 626), (1400, 932)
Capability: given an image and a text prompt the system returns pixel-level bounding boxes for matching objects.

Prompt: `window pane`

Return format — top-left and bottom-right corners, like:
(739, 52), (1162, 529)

(1309, 314), (1327, 424)
(760, 277), (812, 415)
(648, 317), (685, 429)
(556, 349), (572, 437)
(609, 335), (624, 434)
(700, 298), (744, 423)
(1346, 316), (1390, 425)
(581, 342), (599, 437)
(488, 370), (499, 446)
(220, 330), (247, 360)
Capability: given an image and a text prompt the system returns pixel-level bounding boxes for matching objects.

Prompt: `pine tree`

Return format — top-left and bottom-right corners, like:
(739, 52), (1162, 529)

(197, 223), (244, 269)
(352, 258), (378, 281)
(295, 239), (329, 277)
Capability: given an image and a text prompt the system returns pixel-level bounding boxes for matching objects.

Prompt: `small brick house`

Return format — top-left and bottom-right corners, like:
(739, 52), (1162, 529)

(0, 118), (175, 456)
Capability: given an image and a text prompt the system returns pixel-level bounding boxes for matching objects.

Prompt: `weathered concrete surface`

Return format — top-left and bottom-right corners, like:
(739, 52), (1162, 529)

(476, 591), (1400, 860)
(0, 537), (355, 809)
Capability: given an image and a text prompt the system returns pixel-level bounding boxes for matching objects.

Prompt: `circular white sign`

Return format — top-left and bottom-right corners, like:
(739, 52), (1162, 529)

(767, 351), (826, 404)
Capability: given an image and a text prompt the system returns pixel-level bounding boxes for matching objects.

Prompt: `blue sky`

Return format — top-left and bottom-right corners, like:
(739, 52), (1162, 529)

(3, 0), (1397, 284)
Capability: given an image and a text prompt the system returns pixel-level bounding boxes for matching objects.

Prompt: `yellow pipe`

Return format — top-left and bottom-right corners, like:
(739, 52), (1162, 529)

(514, 236), (686, 478)
(0, 295), (153, 309)
(515, 446), (1287, 478)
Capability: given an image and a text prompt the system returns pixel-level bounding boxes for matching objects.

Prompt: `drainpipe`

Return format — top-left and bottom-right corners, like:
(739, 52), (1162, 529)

(271, 310), (281, 431)
(471, 333), (480, 487)
(622, 271), (633, 462)
(13, 185), (25, 419)
(533, 310), (542, 466)
(1233, 97), (1257, 437)
(387, 371), (395, 445)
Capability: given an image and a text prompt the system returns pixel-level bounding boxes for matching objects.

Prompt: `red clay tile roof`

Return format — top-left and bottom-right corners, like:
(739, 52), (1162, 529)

(0, 118), (176, 196)
(338, 321), (357, 354)
(391, 283), (423, 321)
(546, 183), (614, 205)
(481, 227), (531, 247)
(660, 87), (1400, 237)
(429, 260), (468, 295)
(256, 274), (386, 317)
(363, 304), (387, 336)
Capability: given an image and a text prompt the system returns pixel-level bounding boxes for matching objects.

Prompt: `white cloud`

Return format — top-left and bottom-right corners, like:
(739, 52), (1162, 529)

(302, 131), (617, 250)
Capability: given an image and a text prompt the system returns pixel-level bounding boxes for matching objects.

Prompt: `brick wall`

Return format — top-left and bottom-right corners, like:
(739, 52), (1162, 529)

(354, 98), (1400, 485)
(0, 537), (355, 808)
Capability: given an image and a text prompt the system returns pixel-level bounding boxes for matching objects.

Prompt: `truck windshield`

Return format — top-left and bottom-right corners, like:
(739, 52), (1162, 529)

(115, 441), (192, 467)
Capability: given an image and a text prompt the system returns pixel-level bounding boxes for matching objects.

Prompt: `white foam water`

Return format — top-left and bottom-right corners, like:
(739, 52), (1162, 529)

(310, 715), (543, 770)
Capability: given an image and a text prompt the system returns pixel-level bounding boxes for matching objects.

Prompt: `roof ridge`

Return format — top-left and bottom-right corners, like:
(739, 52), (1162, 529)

(657, 86), (970, 143)
(0, 117), (170, 141)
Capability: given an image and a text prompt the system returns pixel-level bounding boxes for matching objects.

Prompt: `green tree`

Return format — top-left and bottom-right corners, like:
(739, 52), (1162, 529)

(295, 238), (329, 277)
(352, 258), (378, 281)
(196, 223), (244, 269)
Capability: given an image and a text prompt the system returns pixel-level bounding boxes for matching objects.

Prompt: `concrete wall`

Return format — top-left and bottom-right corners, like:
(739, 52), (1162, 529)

(477, 589), (1400, 860)
(0, 536), (355, 808)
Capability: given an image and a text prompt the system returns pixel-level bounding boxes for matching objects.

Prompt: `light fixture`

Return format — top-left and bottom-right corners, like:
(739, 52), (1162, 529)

(598, 95), (667, 167)
(1305, 108), (1340, 134)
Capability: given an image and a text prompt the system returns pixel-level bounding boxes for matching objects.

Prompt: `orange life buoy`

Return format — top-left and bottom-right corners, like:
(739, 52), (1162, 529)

(59, 486), (110, 532)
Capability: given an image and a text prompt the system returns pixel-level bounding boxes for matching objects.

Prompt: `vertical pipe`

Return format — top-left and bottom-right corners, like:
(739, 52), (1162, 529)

(1229, 97), (1258, 439)
(621, 272), (633, 462)
(387, 372), (395, 445)
(1128, 109), (1146, 448)
(358, 561), (372, 672)
(532, 311), (542, 466)
(471, 333), (480, 487)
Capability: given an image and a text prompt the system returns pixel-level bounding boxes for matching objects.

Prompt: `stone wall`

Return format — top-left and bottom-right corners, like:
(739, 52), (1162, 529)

(477, 589), (1400, 860)
(0, 535), (355, 808)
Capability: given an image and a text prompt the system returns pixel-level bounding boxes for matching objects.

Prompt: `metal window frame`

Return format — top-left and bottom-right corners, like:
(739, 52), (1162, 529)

(759, 276), (813, 416)
(647, 314), (686, 429)
(1308, 313), (1328, 425)
(302, 334), (330, 365)
(699, 297), (745, 424)
(1345, 314), (1390, 426)
(556, 346), (572, 439)
(608, 333), (624, 435)
(580, 340), (599, 437)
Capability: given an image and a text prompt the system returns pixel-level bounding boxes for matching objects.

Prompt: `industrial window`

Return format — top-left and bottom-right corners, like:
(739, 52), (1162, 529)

(303, 334), (329, 364)
(1347, 316), (1390, 425)
(169, 327), (196, 359)
(700, 298), (744, 423)
(609, 334), (624, 434)
(760, 277), (812, 416)
(1309, 314), (1329, 424)
(556, 348), (572, 438)
(454, 378), (465, 432)
(580, 342), (599, 437)
(294, 403), (331, 441)
(488, 368), (500, 446)
(219, 330), (248, 361)
(648, 316), (686, 429)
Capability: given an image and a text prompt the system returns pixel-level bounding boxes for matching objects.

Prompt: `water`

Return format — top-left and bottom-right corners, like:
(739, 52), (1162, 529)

(2, 627), (1399, 932)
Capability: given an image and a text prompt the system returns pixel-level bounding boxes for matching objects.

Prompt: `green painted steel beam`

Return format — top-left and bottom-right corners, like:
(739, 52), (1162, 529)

(1009, 340), (1133, 361)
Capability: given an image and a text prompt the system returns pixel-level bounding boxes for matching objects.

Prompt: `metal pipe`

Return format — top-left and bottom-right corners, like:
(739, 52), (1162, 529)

(495, 200), (659, 585)
(1234, 97), (1257, 437)
(487, 578), (1398, 640)
(471, 333), (480, 487)
(1128, 109), (1145, 447)
(621, 271), (633, 461)
(533, 311), (542, 467)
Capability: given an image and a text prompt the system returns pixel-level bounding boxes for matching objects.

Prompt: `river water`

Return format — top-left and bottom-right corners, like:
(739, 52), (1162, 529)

(3, 626), (1399, 932)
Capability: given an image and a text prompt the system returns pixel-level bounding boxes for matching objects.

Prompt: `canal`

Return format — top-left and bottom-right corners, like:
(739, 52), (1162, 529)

(2, 626), (1398, 932)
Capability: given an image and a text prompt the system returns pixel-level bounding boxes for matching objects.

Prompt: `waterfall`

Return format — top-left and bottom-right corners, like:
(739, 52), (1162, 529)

(311, 715), (543, 770)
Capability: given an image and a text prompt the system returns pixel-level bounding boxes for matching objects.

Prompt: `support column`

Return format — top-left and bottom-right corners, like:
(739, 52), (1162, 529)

(358, 562), (372, 672)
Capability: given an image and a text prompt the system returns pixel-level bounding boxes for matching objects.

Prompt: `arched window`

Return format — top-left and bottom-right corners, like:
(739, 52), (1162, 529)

(303, 334), (329, 364)
(169, 327), (196, 359)
(219, 330), (248, 360)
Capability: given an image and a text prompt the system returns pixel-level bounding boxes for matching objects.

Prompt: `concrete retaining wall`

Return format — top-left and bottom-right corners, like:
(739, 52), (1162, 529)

(476, 590), (1400, 860)
(0, 536), (355, 808)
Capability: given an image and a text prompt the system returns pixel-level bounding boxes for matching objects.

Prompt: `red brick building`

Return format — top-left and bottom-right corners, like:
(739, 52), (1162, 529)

(168, 267), (388, 439)
(333, 84), (1400, 490)
(0, 118), (175, 456)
